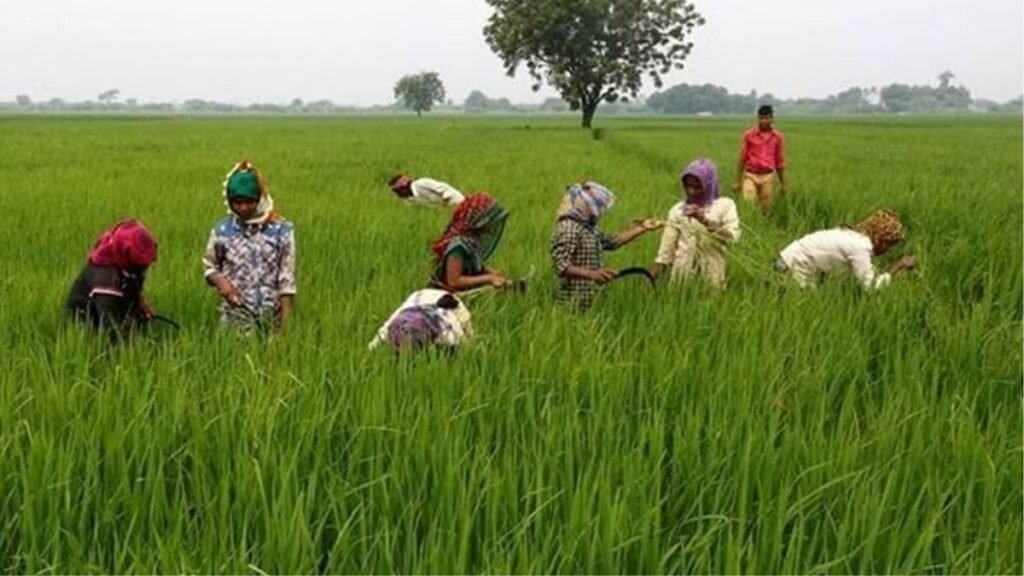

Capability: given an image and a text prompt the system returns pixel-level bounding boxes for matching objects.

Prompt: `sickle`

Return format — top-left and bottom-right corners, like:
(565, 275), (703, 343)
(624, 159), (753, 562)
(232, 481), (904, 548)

(611, 266), (656, 288)
(459, 265), (536, 299)
(152, 314), (182, 330)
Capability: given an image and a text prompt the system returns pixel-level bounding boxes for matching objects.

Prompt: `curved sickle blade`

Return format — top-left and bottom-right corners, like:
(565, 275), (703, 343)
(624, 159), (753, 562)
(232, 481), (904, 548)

(152, 314), (182, 330)
(613, 266), (656, 288)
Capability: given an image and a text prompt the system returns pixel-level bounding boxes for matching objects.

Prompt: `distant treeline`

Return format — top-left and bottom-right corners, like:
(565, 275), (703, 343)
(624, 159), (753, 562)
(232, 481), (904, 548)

(644, 72), (1022, 115)
(4, 73), (1021, 116)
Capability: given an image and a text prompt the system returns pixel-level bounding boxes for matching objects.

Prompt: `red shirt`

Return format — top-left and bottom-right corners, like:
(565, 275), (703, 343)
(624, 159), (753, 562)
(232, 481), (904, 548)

(740, 127), (785, 173)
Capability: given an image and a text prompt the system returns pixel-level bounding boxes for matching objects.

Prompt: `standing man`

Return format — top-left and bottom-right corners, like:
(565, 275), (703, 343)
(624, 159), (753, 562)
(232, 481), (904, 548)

(732, 105), (786, 215)
(388, 173), (466, 207)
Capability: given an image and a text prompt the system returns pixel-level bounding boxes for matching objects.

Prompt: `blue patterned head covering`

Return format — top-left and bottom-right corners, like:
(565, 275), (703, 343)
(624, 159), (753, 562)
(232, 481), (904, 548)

(557, 181), (616, 226)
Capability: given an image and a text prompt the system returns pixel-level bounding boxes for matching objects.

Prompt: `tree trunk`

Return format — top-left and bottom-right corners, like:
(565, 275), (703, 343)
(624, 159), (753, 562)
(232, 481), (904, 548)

(416, 109), (422, 117)
(580, 101), (598, 128)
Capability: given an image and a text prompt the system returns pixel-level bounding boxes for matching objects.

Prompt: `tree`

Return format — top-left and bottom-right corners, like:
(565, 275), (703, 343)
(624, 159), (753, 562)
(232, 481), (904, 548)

(880, 72), (970, 113)
(484, 0), (704, 128)
(306, 99), (335, 113)
(831, 87), (871, 113)
(935, 71), (970, 110)
(98, 89), (120, 104)
(393, 71), (446, 116)
(880, 83), (913, 113)
(539, 97), (570, 112)
(465, 90), (491, 109)
(647, 83), (729, 114)
(15, 95), (32, 107)
(937, 70), (955, 91)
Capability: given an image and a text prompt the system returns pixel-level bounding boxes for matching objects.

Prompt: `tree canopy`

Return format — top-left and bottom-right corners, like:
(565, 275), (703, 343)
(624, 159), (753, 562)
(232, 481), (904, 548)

(393, 72), (446, 117)
(97, 89), (120, 104)
(484, 0), (704, 127)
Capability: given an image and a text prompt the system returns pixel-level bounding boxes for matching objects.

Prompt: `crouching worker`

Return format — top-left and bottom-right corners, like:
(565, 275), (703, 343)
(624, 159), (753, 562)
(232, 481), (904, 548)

(203, 161), (296, 333)
(430, 193), (510, 292)
(369, 289), (473, 354)
(651, 158), (740, 288)
(550, 181), (662, 311)
(775, 209), (916, 290)
(65, 219), (159, 339)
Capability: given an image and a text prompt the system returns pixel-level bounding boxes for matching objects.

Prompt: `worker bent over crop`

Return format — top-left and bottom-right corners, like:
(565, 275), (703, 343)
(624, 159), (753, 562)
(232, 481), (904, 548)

(65, 219), (159, 340)
(430, 193), (510, 292)
(775, 209), (916, 290)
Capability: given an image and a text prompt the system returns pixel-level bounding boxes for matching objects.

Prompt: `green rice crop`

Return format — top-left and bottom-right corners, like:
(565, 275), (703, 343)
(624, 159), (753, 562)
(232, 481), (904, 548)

(0, 115), (1020, 573)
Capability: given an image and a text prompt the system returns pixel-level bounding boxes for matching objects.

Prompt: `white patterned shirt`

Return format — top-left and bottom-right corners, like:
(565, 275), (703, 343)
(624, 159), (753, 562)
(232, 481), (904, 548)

(368, 289), (473, 350)
(408, 178), (465, 207)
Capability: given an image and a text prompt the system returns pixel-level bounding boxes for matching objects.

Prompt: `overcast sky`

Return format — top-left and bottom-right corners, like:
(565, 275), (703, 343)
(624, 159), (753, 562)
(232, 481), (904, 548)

(2, 0), (1021, 105)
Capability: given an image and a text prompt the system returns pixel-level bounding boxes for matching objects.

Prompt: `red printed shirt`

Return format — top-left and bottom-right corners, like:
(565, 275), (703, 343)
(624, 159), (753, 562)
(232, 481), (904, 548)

(740, 128), (785, 173)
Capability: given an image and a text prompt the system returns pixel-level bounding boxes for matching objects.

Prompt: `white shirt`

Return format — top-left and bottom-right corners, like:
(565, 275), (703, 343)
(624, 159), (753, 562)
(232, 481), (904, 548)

(407, 178), (465, 207)
(654, 198), (740, 285)
(779, 228), (891, 290)
(368, 289), (473, 350)
(656, 198), (741, 260)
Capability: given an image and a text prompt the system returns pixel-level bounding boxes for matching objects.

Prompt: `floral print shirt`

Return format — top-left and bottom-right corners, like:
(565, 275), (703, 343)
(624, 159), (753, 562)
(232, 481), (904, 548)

(203, 216), (296, 328)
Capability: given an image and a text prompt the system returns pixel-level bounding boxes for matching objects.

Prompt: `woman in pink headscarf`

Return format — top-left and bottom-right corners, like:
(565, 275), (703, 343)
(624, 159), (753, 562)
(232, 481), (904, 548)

(651, 159), (741, 288)
(65, 219), (159, 337)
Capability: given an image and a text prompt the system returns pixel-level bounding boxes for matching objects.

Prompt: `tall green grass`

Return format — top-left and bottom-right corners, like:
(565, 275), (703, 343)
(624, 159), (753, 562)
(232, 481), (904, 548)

(0, 115), (1020, 573)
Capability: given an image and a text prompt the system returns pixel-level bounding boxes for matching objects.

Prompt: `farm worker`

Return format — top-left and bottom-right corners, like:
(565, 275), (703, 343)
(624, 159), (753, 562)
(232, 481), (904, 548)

(775, 209), (917, 290)
(65, 219), (158, 339)
(651, 159), (741, 288)
(202, 160), (296, 333)
(731, 104), (787, 215)
(388, 173), (465, 207)
(368, 289), (473, 353)
(430, 193), (510, 292)
(550, 181), (663, 311)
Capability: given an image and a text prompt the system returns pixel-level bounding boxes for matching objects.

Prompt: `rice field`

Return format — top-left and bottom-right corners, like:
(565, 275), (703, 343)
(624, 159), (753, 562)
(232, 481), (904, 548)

(0, 114), (1020, 573)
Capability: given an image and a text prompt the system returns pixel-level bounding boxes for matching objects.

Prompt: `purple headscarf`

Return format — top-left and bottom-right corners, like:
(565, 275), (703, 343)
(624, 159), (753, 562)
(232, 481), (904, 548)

(681, 158), (720, 207)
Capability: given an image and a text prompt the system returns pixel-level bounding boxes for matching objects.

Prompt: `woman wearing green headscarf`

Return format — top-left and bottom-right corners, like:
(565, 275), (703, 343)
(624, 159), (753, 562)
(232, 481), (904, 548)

(202, 160), (297, 332)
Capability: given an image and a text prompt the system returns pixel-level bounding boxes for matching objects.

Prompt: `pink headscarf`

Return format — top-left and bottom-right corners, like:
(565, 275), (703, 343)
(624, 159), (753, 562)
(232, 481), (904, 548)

(88, 219), (158, 271)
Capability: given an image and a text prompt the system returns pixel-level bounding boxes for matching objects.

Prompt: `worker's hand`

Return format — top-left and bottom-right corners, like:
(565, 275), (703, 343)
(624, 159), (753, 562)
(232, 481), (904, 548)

(488, 274), (508, 288)
(588, 268), (618, 284)
(731, 181), (741, 193)
(637, 218), (664, 232)
(684, 207), (709, 226)
(139, 298), (156, 322)
(214, 276), (241, 306)
(896, 255), (918, 272)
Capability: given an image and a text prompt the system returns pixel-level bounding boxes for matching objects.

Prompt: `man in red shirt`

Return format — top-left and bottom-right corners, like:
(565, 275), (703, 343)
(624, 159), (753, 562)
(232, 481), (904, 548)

(732, 105), (787, 214)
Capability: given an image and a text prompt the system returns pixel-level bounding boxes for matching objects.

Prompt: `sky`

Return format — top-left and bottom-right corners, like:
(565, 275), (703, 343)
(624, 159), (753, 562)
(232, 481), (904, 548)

(1, 0), (1021, 105)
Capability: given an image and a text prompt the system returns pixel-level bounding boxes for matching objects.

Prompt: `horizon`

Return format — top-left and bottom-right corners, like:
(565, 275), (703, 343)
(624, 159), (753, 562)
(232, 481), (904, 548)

(2, 0), (1021, 106)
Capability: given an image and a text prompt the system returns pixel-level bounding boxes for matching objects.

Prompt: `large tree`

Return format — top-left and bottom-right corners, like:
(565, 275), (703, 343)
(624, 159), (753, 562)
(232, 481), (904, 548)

(484, 0), (704, 128)
(98, 89), (120, 104)
(394, 72), (446, 117)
